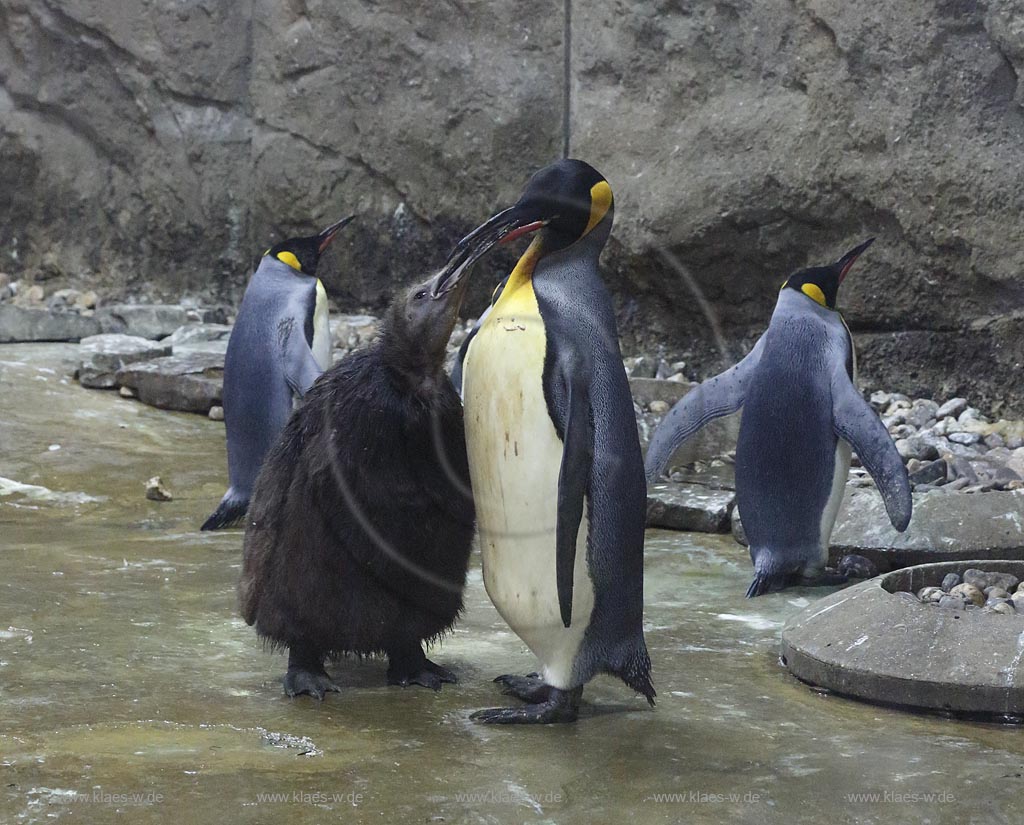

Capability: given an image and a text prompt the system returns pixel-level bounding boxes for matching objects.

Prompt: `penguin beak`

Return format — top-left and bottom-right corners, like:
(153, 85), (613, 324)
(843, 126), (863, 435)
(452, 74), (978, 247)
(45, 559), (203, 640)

(317, 215), (355, 253)
(431, 206), (550, 298)
(836, 237), (875, 283)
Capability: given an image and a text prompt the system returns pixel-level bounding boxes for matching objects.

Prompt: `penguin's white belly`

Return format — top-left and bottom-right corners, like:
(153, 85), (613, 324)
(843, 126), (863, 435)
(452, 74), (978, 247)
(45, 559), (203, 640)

(463, 294), (595, 690)
(816, 440), (852, 568)
(311, 279), (332, 370)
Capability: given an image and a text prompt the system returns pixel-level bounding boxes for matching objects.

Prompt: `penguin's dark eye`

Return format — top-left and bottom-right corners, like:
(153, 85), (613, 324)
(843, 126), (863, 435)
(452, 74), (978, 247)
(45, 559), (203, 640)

(414, 290), (427, 300)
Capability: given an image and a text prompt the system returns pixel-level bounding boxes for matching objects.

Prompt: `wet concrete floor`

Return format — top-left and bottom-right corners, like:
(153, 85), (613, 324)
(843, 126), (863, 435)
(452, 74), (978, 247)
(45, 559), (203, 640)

(1, 344), (1021, 824)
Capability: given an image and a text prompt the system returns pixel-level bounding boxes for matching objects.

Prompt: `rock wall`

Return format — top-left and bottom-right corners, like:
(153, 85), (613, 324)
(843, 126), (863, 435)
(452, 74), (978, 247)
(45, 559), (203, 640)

(2, 0), (1023, 410)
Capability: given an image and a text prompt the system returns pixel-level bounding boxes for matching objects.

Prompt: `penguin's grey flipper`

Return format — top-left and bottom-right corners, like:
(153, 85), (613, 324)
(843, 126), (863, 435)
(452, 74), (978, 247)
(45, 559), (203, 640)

(278, 316), (324, 397)
(644, 335), (766, 483)
(831, 370), (912, 531)
(555, 373), (592, 628)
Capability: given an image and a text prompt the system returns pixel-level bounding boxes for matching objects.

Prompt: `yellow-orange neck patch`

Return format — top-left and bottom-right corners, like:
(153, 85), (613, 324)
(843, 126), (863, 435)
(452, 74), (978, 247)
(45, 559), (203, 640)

(276, 250), (302, 271)
(494, 237), (544, 313)
(583, 180), (613, 236)
(801, 282), (827, 306)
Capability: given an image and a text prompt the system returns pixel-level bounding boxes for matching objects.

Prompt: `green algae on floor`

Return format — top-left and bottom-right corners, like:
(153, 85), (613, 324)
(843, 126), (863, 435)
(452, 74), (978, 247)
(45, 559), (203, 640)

(1, 343), (1022, 825)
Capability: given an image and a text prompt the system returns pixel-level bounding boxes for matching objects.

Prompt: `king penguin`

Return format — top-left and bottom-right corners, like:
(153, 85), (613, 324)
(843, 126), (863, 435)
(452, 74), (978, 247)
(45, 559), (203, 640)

(645, 240), (913, 596)
(201, 216), (352, 531)
(432, 159), (655, 723)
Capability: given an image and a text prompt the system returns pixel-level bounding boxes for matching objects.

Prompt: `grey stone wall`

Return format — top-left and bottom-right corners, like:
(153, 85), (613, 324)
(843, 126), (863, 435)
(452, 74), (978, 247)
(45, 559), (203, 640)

(2, 0), (1023, 410)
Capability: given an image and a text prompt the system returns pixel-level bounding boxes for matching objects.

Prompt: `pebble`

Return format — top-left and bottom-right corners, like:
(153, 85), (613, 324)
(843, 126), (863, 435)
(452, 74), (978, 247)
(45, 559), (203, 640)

(985, 587), (1011, 600)
(917, 586), (945, 603)
(145, 476), (173, 502)
(949, 583), (985, 606)
(648, 400), (670, 415)
(935, 397), (968, 419)
(987, 602), (1016, 615)
(869, 390), (891, 408)
(948, 431), (982, 446)
(208, 405), (225, 421)
(963, 568), (1020, 592)
(837, 554), (878, 579)
(941, 572), (961, 592)
(119, 385), (136, 398)
(937, 595), (966, 610)
(895, 436), (940, 462)
(909, 458), (947, 486)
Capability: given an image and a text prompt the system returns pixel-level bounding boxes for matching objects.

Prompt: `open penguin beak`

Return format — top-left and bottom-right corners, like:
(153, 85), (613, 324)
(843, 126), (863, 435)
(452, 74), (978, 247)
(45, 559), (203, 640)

(430, 205), (551, 298)
(835, 237), (875, 283)
(316, 215), (356, 253)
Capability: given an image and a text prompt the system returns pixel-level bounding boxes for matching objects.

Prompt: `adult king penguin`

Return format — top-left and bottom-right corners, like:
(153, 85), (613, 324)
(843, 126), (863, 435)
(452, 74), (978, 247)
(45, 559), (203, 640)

(645, 240), (913, 597)
(433, 159), (655, 724)
(201, 216), (352, 531)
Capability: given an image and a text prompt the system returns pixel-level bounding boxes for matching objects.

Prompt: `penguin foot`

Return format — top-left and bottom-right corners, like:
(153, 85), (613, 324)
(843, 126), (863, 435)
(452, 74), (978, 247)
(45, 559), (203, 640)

(471, 686), (582, 725)
(284, 644), (339, 700)
(387, 654), (457, 691)
(493, 673), (551, 703)
(284, 667), (341, 700)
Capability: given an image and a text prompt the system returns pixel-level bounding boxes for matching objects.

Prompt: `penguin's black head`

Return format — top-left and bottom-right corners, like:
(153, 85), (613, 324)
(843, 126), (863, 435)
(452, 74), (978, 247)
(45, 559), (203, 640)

(432, 159), (614, 297)
(783, 238), (875, 310)
(385, 264), (473, 384)
(266, 215), (354, 275)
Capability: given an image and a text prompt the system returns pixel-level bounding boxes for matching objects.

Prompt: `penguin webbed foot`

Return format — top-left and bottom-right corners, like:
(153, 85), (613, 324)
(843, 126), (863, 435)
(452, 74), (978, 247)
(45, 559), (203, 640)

(284, 666), (341, 700)
(471, 685), (582, 725)
(284, 644), (340, 699)
(386, 648), (457, 691)
(493, 672), (552, 703)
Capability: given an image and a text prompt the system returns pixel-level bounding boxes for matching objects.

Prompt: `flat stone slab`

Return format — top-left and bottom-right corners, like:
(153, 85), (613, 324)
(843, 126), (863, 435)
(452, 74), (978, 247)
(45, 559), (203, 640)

(77, 334), (173, 388)
(781, 560), (1024, 717)
(0, 305), (101, 343)
(165, 322), (232, 347)
(646, 482), (735, 533)
(115, 351), (223, 413)
(830, 487), (1024, 570)
(96, 304), (190, 340)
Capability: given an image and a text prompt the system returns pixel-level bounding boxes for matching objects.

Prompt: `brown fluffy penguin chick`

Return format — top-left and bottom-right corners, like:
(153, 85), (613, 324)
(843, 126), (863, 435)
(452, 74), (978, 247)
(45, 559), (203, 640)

(238, 269), (475, 698)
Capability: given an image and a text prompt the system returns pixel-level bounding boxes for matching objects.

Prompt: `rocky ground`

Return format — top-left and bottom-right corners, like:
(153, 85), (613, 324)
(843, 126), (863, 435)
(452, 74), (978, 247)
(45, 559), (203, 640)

(908, 568), (1024, 615)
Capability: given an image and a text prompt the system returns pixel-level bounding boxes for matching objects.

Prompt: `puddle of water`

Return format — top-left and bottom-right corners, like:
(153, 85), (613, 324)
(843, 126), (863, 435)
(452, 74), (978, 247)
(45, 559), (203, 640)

(1, 344), (1021, 824)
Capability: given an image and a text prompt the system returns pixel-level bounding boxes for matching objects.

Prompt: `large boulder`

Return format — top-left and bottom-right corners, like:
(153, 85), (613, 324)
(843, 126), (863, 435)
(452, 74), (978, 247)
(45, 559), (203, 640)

(77, 333), (172, 388)
(115, 351), (223, 413)
(0, 305), (101, 343)
(646, 482), (735, 533)
(830, 487), (1024, 570)
(96, 305), (191, 340)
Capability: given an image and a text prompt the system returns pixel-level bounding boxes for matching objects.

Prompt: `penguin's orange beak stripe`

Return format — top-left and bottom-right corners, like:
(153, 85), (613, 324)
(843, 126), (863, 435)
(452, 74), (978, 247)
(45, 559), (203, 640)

(499, 220), (547, 245)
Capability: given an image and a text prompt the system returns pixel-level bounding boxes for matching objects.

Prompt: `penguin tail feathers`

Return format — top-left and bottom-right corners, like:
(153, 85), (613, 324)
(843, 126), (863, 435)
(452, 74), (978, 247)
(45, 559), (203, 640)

(745, 572), (774, 598)
(619, 643), (656, 706)
(746, 552), (786, 598)
(201, 490), (249, 531)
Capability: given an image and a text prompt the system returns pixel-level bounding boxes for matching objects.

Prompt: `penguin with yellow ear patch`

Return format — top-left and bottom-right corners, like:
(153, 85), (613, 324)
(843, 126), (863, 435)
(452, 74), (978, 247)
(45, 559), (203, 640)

(645, 239), (912, 597)
(433, 159), (655, 723)
(201, 216), (353, 530)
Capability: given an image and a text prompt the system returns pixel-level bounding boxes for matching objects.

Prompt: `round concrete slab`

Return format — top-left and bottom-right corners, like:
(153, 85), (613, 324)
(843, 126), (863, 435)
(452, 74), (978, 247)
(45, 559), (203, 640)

(781, 560), (1024, 718)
